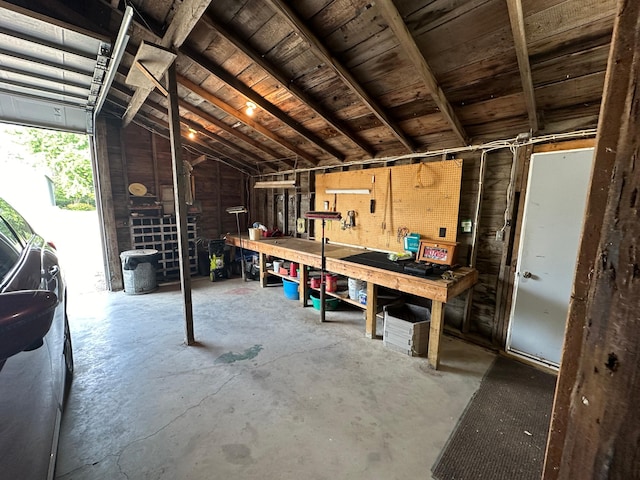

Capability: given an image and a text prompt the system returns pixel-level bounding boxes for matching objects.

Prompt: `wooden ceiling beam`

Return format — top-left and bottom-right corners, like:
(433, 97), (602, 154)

(506, 0), (539, 133)
(115, 61), (287, 166)
(180, 45), (343, 161)
(180, 117), (282, 172)
(109, 84), (262, 174)
(177, 73), (318, 166)
(144, 111), (258, 175)
(376, 0), (469, 146)
(177, 99), (296, 169)
(122, 0), (212, 127)
(201, 13), (375, 158)
(264, 0), (416, 152)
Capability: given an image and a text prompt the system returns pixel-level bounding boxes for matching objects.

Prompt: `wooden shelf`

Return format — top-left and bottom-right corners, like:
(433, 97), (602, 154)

(266, 269), (300, 283)
(309, 286), (365, 309)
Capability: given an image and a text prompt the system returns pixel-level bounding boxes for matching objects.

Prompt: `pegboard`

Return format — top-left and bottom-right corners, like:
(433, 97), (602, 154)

(313, 161), (463, 251)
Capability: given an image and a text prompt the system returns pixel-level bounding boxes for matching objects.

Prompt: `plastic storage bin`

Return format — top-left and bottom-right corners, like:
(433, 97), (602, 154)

(383, 303), (431, 356)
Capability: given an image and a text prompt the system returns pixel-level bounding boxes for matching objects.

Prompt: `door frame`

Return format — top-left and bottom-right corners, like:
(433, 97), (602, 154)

(492, 139), (596, 354)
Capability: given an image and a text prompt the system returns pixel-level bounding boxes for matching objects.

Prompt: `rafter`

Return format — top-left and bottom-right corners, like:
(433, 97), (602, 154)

(264, 0), (416, 152)
(201, 12), (375, 158)
(177, 99), (296, 169)
(110, 82), (263, 173)
(376, 0), (469, 146)
(506, 0), (539, 133)
(116, 62), (291, 169)
(178, 74), (318, 166)
(122, 0), (212, 127)
(179, 45), (344, 161)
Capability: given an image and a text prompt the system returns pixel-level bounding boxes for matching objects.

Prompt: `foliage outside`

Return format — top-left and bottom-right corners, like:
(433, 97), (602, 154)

(10, 128), (95, 209)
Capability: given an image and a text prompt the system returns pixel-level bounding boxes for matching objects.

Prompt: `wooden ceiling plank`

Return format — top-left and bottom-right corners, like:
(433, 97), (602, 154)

(177, 72), (319, 166)
(376, 0), (469, 146)
(201, 13), (375, 157)
(122, 0), (213, 127)
(506, 0), (539, 133)
(264, 0), (416, 152)
(180, 45), (344, 161)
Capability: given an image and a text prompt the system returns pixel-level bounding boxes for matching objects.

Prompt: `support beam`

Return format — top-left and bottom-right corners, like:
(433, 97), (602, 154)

(90, 117), (123, 291)
(134, 60), (168, 96)
(201, 13), (375, 157)
(544, 1), (640, 477)
(180, 45), (344, 162)
(265, 0), (416, 152)
(178, 74), (317, 166)
(122, 0), (212, 127)
(506, 0), (539, 133)
(167, 60), (195, 346)
(376, 0), (469, 146)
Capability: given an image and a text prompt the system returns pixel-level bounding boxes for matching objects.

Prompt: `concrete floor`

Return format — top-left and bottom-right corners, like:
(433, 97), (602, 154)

(57, 277), (495, 480)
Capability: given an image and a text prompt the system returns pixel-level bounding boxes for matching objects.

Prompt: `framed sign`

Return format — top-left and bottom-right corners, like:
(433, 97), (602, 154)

(417, 240), (458, 265)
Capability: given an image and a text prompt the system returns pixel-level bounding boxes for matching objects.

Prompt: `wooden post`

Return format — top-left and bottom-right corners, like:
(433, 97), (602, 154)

(215, 162), (223, 237)
(259, 252), (267, 287)
(544, 1), (640, 477)
(166, 60), (195, 345)
(428, 301), (444, 369)
(91, 118), (123, 291)
(365, 281), (377, 338)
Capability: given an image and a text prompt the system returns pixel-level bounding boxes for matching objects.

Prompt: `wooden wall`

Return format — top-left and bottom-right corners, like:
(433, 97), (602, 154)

(98, 119), (548, 349)
(102, 119), (248, 261)
(252, 150), (516, 345)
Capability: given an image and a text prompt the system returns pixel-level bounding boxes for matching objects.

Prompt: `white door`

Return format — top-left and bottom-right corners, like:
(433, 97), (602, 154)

(507, 148), (594, 367)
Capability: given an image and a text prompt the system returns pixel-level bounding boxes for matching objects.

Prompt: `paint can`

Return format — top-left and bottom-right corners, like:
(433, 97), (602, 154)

(326, 274), (338, 292)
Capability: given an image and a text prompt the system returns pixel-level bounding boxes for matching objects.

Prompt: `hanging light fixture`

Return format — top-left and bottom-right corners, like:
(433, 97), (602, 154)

(254, 179), (296, 189)
(246, 101), (257, 116)
(188, 128), (196, 139)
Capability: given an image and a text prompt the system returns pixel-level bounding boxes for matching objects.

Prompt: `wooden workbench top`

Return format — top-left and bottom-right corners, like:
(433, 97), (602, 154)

(226, 235), (477, 303)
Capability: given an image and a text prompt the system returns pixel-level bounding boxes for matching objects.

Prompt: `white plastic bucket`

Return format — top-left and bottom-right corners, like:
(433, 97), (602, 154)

(348, 278), (366, 300)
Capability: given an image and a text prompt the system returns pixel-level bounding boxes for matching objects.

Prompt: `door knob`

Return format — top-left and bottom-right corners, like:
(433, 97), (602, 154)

(523, 271), (532, 279)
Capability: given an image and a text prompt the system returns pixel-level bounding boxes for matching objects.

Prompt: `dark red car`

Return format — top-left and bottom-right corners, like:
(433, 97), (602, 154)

(0, 197), (73, 479)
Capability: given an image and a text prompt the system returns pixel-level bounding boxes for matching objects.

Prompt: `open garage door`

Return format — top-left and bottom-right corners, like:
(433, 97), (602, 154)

(0, 2), (112, 134)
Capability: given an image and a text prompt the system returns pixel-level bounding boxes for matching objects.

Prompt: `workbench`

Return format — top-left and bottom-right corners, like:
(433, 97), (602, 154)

(226, 236), (477, 369)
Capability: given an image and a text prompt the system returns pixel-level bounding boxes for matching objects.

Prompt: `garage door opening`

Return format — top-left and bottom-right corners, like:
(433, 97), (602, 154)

(0, 123), (106, 294)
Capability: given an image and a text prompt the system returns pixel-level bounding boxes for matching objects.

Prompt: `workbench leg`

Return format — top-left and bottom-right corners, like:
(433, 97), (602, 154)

(259, 253), (267, 288)
(299, 263), (308, 307)
(428, 301), (444, 369)
(365, 282), (378, 339)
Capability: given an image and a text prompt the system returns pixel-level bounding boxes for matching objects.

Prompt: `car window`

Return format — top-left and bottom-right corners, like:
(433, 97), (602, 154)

(0, 230), (20, 282)
(0, 198), (34, 247)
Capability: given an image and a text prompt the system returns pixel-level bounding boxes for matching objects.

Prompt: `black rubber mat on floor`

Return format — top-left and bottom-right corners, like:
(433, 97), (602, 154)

(432, 356), (556, 480)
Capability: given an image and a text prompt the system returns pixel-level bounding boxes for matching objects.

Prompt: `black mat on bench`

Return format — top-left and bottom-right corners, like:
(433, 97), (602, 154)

(341, 251), (407, 272)
(432, 356), (556, 480)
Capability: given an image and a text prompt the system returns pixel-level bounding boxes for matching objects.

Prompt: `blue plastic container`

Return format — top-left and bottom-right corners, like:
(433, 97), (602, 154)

(282, 278), (299, 300)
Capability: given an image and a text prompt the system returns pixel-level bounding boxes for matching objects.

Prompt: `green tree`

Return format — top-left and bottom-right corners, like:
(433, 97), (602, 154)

(12, 128), (95, 208)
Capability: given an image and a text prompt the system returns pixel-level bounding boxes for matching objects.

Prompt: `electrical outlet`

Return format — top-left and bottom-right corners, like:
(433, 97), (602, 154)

(495, 230), (504, 242)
